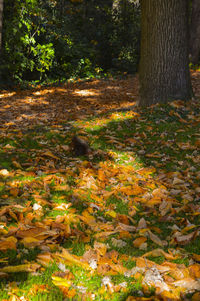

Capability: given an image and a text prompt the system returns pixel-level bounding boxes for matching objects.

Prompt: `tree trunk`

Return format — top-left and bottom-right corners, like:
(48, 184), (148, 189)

(189, 0), (200, 65)
(139, 0), (192, 106)
(0, 0), (3, 51)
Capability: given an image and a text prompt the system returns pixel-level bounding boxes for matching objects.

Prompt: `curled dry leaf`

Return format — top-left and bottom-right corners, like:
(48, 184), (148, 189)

(173, 230), (198, 245)
(148, 230), (165, 247)
(143, 248), (178, 260)
(173, 278), (200, 291)
(142, 267), (170, 293)
(159, 200), (172, 216)
(117, 222), (136, 232)
(111, 238), (126, 248)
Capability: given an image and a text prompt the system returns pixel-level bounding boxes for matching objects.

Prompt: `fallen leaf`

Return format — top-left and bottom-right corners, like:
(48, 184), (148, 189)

(148, 230), (164, 247)
(0, 263), (40, 273)
(133, 237), (147, 248)
(143, 249), (178, 260)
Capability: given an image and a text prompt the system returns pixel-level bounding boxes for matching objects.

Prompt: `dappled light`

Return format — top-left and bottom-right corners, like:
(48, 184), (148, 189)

(0, 72), (200, 300)
(1, 0), (200, 299)
(73, 89), (100, 97)
(0, 76), (138, 129)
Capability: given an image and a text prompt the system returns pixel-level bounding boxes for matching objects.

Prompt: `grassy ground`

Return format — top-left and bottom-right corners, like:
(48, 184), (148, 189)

(0, 74), (200, 300)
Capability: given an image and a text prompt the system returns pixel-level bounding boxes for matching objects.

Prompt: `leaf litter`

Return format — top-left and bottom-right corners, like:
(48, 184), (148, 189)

(0, 73), (200, 300)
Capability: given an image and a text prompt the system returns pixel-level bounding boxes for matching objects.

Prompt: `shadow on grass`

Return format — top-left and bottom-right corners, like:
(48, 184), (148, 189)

(0, 81), (200, 299)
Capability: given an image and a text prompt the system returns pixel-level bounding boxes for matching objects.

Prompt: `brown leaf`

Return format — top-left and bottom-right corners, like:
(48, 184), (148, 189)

(148, 230), (164, 247)
(173, 230), (198, 245)
(133, 237), (147, 248)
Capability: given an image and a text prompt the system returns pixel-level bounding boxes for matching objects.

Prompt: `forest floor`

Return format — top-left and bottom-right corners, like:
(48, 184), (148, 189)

(0, 72), (200, 300)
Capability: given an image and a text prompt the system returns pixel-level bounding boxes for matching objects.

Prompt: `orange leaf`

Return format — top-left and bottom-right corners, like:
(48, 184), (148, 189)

(189, 265), (200, 278)
(133, 237), (147, 248)
(0, 237), (17, 251)
(9, 188), (20, 197)
(42, 151), (59, 160)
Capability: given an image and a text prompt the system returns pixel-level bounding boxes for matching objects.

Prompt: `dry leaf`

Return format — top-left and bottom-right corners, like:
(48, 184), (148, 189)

(0, 263), (40, 273)
(173, 278), (200, 291)
(133, 237), (147, 248)
(148, 230), (164, 247)
(143, 248), (177, 260)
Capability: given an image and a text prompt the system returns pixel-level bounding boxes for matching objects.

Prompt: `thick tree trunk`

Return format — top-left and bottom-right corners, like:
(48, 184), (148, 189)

(189, 0), (200, 65)
(139, 0), (192, 106)
(0, 0), (3, 51)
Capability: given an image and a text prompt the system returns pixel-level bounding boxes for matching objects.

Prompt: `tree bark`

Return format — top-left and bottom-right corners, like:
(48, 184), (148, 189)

(189, 0), (200, 65)
(139, 0), (192, 106)
(0, 0), (3, 51)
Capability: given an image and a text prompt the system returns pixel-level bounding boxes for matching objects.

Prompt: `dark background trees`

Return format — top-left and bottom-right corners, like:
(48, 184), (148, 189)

(0, 0), (140, 85)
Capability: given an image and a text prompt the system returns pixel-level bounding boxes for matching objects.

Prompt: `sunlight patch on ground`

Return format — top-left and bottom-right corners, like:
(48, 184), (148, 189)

(22, 96), (50, 105)
(73, 89), (100, 97)
(75, 111), (140, 131)
(33, 89), (54, 96)
(0, 92), (16, 99)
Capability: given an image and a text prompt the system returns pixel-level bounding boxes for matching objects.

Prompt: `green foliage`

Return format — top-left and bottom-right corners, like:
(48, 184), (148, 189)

(1, 0), (140, 85)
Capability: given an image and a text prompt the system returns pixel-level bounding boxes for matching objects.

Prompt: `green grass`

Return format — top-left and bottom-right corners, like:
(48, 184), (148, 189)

(0, 96), (200, 300)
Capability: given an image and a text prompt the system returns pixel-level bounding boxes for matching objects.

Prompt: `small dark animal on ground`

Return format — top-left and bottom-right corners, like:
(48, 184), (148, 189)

(72, 136), (91, 156)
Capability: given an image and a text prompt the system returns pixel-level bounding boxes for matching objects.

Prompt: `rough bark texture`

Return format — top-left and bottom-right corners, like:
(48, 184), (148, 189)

(139, 0), (192, 106)
(0, 0), (3, 51)
(189, 0), (200, 65)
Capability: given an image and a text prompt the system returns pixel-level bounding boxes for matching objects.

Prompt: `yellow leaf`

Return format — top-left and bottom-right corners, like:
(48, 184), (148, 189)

(79, 210), (96, 225)
(21, 237), (43, 248)
(105, 210), (117, 218)
(52, 275), (72, 288)
(56, 248), (91, 270)
(0, 263), (40, 273)
(55, 184), (70, 191)
(143, 248), (178, 260)
(182, 225), (197, 233)
(42, 151), (59, 160)
(12, 160), (22, 168)
(95, 230), (119, 239)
